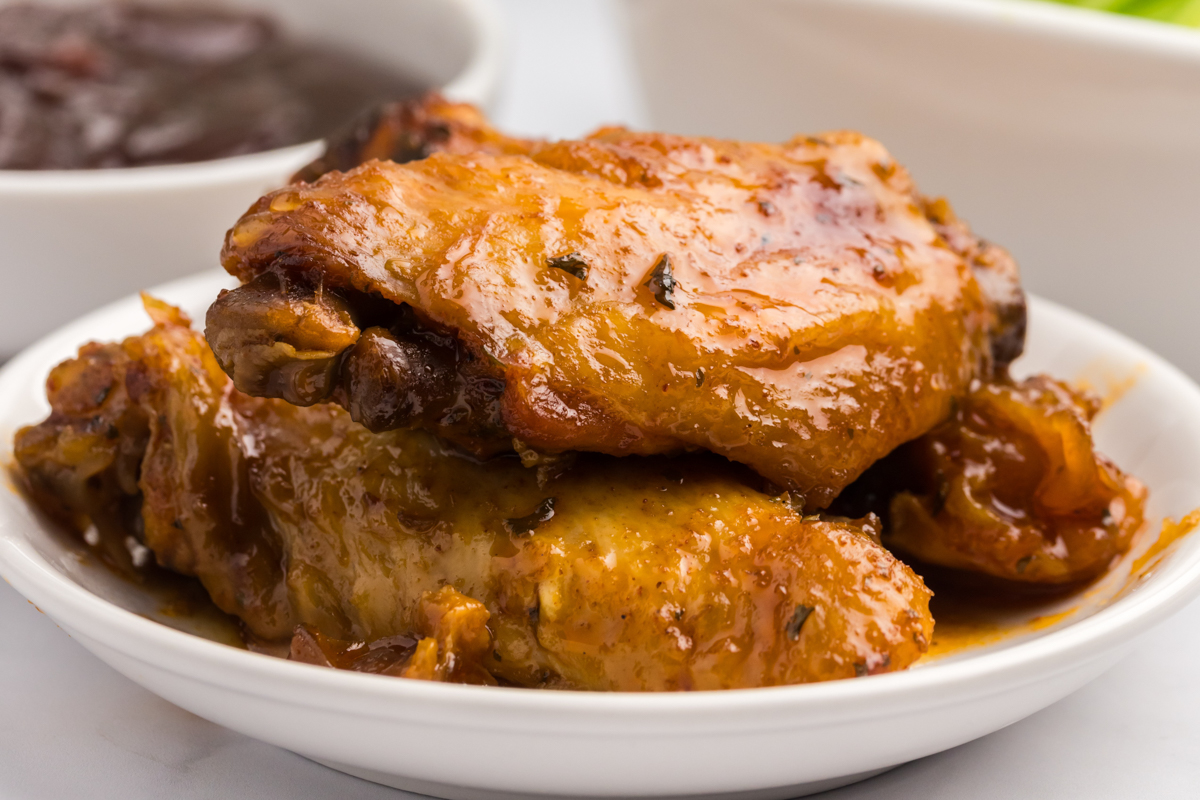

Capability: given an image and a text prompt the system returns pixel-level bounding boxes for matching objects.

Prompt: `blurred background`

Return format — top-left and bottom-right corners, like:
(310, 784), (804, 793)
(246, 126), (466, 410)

(490, 0), (648, 138)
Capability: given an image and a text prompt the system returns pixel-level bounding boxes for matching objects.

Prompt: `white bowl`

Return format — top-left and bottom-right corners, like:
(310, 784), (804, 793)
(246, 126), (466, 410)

(1, 270), (1199, 799)
(619, 0), (1200, 380)
(0, 0), (502, 357)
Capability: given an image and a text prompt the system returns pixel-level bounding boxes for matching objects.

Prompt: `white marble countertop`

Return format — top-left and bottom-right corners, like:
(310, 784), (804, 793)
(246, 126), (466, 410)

(3, 1), (1199, 797)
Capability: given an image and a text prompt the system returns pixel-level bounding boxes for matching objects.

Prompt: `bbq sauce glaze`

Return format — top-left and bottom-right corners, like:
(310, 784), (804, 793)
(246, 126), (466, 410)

(0, 3), (422, 169)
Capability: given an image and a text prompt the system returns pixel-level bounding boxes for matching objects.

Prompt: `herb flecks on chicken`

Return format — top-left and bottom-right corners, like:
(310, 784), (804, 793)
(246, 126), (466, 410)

(208, 95), (1024, 510)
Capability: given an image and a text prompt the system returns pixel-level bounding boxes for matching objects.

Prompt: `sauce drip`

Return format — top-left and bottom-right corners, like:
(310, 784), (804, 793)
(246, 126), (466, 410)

(920, 509), (1200, 662)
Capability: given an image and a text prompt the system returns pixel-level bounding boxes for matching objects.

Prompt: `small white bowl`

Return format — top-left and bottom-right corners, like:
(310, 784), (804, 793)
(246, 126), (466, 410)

(0, 0), (503, 357)
(619, 0), (1200, 379)
(1, 270), (1199, 799)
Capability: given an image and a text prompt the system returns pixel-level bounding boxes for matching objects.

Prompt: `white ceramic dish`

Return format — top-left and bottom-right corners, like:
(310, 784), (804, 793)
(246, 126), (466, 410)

(0, 0), (502, 357)
(620, 0), (1200, 380)
(1, 271), (1200, 799)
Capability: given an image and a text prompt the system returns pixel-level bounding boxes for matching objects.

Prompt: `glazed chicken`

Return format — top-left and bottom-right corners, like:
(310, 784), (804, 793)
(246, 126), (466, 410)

(206, 95), (1025, 510)
(835, 376), (1146, 584)
(290, 94), (537, 183)
(15, 301), (934, 690)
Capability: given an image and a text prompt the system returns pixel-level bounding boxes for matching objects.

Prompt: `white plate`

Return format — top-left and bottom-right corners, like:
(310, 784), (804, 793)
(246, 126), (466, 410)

(1, 270), (1200, 800)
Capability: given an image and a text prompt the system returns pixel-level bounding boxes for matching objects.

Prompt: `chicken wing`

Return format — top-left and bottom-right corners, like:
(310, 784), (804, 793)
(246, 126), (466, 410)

(207, 97), (1023, 509)
(15, 301), (933, 690)
(834, 376), (1146, 584)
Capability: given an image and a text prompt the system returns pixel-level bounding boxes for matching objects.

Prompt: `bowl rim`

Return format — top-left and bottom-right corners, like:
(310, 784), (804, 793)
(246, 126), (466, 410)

(0, 0), (504, 193)
(747, 0), (1200, 59)
(2, 271), (1200, 729)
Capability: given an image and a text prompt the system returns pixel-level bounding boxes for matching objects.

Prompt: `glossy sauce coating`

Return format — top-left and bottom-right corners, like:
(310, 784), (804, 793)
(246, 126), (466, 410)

(840, 376), (1147, 584)
(14, 304), (934, 690)
(215, 101), (1020, 508)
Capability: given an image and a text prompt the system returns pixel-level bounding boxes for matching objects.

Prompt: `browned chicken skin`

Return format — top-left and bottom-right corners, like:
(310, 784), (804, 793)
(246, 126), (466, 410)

(834, 376), (1146, 584)
(207, 95), (1024, 509)
(888, 376), (1146, 583)
(16, 303), (934, 689)
(291, 94), (536, 183)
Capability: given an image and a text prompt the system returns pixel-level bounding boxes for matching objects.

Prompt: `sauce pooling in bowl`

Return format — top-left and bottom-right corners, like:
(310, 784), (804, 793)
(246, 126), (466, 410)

(0, 3), (423, 169)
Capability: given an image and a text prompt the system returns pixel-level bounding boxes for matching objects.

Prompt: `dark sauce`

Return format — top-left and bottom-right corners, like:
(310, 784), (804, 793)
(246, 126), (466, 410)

(0, 3), (423, 169)
(913, 561), (1089, 659)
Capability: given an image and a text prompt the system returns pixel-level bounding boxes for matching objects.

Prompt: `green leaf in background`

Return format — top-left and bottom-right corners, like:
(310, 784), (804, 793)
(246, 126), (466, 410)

(1045, 0), (1200, 27)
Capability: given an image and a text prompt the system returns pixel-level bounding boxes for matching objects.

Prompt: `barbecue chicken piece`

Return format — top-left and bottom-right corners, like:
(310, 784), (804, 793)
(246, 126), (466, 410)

(208, 98), (1024, 509)
(836, 376), (1146, 584)
(15, 301), (934, 690)
(291, 93), (536, 183)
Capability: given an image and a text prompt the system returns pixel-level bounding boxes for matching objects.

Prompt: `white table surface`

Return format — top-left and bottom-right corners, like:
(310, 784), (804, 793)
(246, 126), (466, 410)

(4, 1), (1199, 797)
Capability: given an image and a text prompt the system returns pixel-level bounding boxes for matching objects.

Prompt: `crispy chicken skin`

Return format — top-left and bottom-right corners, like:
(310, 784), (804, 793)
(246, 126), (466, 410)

(15, 303), (934, 690)
(291, 94), (536, 183)
(15, 298), (293, 629)
(836, 376), (1146, 584)
(209, 96), (1023, 509)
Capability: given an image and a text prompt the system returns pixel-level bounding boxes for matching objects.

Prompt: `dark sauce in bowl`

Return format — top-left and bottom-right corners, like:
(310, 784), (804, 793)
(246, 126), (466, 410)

(0, 3), (423, 169)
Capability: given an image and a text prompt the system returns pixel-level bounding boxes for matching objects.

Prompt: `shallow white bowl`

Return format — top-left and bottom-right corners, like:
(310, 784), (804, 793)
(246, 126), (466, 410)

(0, 0), (502, 357)
(1, 271), (1200, 800)
(620, 0), (1200, 380)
